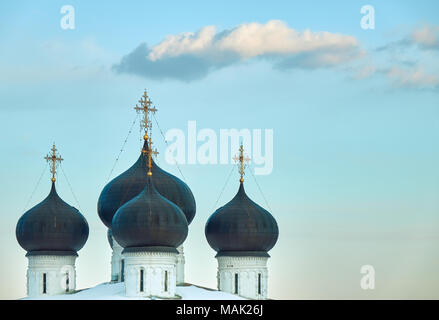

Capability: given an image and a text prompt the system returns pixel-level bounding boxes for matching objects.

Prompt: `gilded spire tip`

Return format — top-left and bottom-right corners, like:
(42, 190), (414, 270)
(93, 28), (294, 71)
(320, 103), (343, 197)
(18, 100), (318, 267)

(134, 90), (159, 177)
(44, 143), (63, 183)
(233, 143), (250, 184)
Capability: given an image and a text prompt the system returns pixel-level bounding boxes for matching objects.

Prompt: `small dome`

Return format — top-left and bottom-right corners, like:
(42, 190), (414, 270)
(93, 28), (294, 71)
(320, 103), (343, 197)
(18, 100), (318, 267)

(97, 141), (196, 228)
(111, 175), (188, 251)
(205, 182), (278, 257)
(16, 182), (89, 255)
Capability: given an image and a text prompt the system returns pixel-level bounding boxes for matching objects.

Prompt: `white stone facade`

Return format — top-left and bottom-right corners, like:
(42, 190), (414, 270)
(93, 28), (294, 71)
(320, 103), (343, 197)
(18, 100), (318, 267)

(176, 245), (185, 285)
(123, 250), (178, 298)
(26, 254), (77, 297)
(111, 238), (124, 282)
(217, 255), (269, 300)
(110, 233), (185, 286)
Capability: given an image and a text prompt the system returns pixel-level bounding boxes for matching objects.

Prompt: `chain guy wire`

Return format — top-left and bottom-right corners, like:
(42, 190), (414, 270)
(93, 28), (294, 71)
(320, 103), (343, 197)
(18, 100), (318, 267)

(60, 163), (82, 212)
(105, 113), (139, 183)
(152, 112), (187, 183)
(248, 164), (273, 212)
(22, 162), (49, 212)
(211, 164), (237, 212)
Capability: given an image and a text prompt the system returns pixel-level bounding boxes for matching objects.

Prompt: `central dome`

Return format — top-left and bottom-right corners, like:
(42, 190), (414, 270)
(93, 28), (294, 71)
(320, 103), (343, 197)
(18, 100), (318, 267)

(16, 182), (89, 255)
(111, 174), (188, 251)
(98, 141), (196, 229)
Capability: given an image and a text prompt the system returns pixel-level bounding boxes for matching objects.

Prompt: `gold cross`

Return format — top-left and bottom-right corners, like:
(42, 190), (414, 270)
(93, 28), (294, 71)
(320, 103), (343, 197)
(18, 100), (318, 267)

(233, 144), (250, 183)
(141, 135), (159, 176)
(44, 144), (63, 182)
(134, 90), (157, 136)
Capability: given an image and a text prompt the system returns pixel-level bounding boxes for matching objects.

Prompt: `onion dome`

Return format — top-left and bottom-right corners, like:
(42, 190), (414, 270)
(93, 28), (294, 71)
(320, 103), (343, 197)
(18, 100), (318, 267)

(16, 182), (89, 256)
(97, 140), (196, 229)
(205, 182), (278, 257)
(111, 174), (188, 253)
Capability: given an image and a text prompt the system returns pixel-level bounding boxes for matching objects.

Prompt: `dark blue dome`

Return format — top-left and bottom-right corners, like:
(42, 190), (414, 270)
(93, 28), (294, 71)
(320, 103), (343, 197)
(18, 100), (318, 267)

(16, 182), (89, 256)
(112, 175), (188, 252)
(98, 141), (196, 229)
(205, 182), (278, 257)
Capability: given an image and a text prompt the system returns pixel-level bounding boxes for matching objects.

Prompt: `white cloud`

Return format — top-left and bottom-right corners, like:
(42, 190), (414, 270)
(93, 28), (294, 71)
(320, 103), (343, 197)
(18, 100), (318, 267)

(148, 26), (217, 61)
(352, 65), (376, 79)
(149, 20), (358, 60)
(114, 20), (361, 81)
(410, 25), (439, 49)
(386, 66), (439, 89)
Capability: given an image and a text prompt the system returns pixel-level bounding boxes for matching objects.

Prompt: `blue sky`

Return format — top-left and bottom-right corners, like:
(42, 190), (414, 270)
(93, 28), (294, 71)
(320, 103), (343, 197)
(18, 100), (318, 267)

(1, 0), (439, 299)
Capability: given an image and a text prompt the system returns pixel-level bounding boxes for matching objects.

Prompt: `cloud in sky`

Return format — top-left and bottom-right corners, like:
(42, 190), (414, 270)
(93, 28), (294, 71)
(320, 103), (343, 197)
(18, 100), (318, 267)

(410, 25), (439, 50)
(366, 24), (439, 91)
(350, 64), (439, 91)
(385, 66), (439, 90)
(113, 20), (361, 81)
(377, 25), (439, 52)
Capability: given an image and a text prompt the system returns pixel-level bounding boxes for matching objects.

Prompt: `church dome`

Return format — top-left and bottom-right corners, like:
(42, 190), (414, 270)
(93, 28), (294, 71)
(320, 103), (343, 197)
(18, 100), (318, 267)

(97, 141), (196, 229)
(205, 182), (278, 257)
(16, 182), (89, 255)
(111, 174), (188, 252)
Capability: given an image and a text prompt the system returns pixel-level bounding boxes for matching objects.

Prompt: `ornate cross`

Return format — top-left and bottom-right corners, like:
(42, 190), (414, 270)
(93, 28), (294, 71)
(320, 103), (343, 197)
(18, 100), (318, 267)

(233, 144), (250, 183)
(134, 90), (157, 137)
(44, 144), (63, 182)
(141, 135), (159, 176)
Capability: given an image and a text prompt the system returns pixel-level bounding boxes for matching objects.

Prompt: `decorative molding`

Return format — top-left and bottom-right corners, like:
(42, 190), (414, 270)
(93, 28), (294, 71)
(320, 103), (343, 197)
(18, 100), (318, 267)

(123, 250), (178, 298)
(216, 255), (269, 300)
(26, 254), (77, 297)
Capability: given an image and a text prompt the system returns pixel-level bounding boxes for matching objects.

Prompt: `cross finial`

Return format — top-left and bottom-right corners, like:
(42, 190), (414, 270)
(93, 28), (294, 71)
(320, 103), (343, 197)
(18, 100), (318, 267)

(134, 89), (157, 139)
(135, 90), (159, 177)
(233, 144), (250, 183)
(44, 143), (63, 183)
(141, 133), (159, 177)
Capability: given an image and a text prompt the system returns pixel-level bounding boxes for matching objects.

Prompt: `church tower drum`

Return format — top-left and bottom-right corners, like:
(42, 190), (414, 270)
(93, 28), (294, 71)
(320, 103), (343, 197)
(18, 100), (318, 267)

(16, 145), (89, 297)
(205, 145), (279, 299)
(111, 132), (188, 298)
(97, 91), (195, 284)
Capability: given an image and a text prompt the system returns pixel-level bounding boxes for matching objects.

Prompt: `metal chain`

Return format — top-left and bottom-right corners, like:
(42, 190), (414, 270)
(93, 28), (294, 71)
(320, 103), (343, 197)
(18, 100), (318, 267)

(22, 162), (48, 212)
(105, 113), (139, 183)
(248, 165), (273, 212)
(60, 163), (82, 212)
(152, 112), (187, 183)
(211, 164), (237, 212)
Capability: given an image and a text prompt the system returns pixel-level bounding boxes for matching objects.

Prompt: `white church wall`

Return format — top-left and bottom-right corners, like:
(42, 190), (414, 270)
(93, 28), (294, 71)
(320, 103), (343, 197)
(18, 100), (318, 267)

(176, 245), (185, 285)
(217, 256), (269, 300)
(111, 237), (124, 282)
(111, 233), (185, 286)
(123, 251), (177, 298)
(27, 255), (77, 297)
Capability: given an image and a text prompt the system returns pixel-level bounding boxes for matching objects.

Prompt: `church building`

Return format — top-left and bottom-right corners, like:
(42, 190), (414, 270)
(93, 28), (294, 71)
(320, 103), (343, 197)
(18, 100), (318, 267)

(16, 145), (89, 297)
(15, 91), (279, 300)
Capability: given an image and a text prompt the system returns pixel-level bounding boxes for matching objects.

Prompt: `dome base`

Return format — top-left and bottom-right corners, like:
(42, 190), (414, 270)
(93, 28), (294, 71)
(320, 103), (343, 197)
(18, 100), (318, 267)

(123, 250), (178, 298)
(216, 255), (269, 300)
(215, 251), (270, 258)
(26, 250), (78, 257)
(122, 246), (179, 254)
(26, 254), (77, 297)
